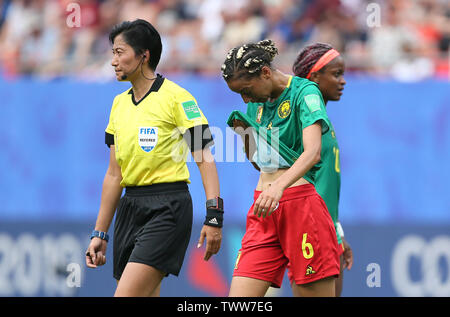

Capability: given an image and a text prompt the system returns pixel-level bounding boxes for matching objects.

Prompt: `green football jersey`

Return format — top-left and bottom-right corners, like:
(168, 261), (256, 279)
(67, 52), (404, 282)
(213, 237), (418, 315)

(238, 76), (342, 244)
(315, 122), (342, 244)
(315, 123), (340, 224)
(244, 76), (330, 185)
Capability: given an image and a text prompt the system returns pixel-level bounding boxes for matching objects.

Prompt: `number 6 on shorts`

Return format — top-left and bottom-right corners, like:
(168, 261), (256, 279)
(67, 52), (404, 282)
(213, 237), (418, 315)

(301, 233), (314, 259)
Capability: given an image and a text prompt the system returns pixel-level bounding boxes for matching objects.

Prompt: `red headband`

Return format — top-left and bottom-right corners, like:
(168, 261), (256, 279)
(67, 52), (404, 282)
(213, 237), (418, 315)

(305, 49), (340, 79)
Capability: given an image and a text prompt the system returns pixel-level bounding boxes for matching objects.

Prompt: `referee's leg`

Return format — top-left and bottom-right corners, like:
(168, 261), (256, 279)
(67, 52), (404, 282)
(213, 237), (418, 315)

(114, 262), (165, 297)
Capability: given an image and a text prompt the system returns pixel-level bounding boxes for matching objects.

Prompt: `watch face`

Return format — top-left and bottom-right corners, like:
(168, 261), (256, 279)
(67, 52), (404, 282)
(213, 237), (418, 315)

(207, 197), (223, 210)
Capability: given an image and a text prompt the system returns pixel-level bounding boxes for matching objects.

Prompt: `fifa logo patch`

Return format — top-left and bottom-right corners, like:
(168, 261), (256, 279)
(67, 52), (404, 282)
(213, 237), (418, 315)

(304, 94), (321, 113)
(138, 127), (158, 153)
(182, 100), (201, 120)
(305, 265), (316, 276)
(277, 100), (291, 119)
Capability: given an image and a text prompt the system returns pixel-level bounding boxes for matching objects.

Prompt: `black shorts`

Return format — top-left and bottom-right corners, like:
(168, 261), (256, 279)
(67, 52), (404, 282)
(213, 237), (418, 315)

(113, 182), (193, 281)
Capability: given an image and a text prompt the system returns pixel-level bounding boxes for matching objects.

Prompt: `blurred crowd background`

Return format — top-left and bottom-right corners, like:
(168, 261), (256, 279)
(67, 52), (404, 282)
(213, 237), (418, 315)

(0, 0), (449, 82)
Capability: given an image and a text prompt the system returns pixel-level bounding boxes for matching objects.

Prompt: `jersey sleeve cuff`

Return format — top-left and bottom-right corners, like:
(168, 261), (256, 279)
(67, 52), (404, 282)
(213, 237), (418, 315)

(105, 132), (114, 148)
(183, 124), (214, 152)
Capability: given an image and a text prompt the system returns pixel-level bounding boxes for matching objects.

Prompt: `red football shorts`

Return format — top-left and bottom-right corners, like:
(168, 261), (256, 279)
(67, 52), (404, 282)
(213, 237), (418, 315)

(233, 184), (340, 288)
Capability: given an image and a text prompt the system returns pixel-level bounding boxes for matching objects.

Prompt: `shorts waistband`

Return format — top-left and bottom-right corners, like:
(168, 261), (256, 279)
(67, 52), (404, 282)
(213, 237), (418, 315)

(254, 183), (317, 202)
(125, 182), (188, 196)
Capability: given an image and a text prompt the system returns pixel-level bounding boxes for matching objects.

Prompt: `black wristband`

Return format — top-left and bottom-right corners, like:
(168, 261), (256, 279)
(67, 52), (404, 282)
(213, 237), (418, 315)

(204, 208), (224, 228)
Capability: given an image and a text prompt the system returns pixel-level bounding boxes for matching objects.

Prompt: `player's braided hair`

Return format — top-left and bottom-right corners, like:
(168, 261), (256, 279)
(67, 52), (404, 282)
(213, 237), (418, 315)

(221, 39), (278, 81)
(292, 43), (334, 78)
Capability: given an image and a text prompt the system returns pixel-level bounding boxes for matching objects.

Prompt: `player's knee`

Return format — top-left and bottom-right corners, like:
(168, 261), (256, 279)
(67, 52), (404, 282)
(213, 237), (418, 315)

(292, 276), (336, 297)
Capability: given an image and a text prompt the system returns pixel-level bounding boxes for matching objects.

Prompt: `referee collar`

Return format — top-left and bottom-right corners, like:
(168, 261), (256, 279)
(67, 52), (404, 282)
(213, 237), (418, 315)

(128, 74), (164, 106)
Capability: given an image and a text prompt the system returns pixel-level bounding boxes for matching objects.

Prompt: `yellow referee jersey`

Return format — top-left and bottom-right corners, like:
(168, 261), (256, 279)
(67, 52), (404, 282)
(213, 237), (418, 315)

(105, 75), (210, 187)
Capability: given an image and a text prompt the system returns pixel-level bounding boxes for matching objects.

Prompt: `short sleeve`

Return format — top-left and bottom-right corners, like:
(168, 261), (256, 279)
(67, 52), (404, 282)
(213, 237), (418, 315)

(105, 96), (119, 147)
(173, 90), (212, 151)
(105, 95), (119, 135)
(173, 91), (209, 134)
(296, 85), (330, 134)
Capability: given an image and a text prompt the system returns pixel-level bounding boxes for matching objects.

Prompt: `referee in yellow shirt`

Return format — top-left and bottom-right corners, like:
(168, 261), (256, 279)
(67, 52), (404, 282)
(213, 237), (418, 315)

(85, 19), (223, 297)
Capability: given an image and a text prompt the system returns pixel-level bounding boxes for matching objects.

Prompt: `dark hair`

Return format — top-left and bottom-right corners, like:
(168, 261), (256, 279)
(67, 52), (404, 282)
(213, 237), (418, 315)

(109, 19), (162, 71)
(292, 43), (334, 78)
(221, 39), (278, 81)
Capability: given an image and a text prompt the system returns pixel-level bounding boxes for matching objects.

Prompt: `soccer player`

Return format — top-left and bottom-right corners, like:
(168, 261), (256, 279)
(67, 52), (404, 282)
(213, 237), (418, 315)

(222, 40), (340, 297)
(292, 43), (354, 296)
(85, 19), (224, 297)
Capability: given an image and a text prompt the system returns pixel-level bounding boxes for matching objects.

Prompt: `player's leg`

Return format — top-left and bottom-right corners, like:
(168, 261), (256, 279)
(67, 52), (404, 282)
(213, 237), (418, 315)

(229, 191), (288, 297)
(229, 276), (271, 297)
(230, 245), (287, 297)
(333, 225), (345, 296)
(150, 281), (162, 297)
(281, 185), (340, 297)
(114, 262), (165, 297)
(335, 254), (345, 296)
(291, 276), (336, 297)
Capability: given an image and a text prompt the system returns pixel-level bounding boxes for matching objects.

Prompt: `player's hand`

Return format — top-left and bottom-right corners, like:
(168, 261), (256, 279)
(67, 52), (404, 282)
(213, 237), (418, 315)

(197, 225), (222, 261)
(85, 237), (107, 268)
(233, 119), (258, 170)
(253, 183), (283, 218)
(342, 237), (353, 270)
(232, 119), (248, 134)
